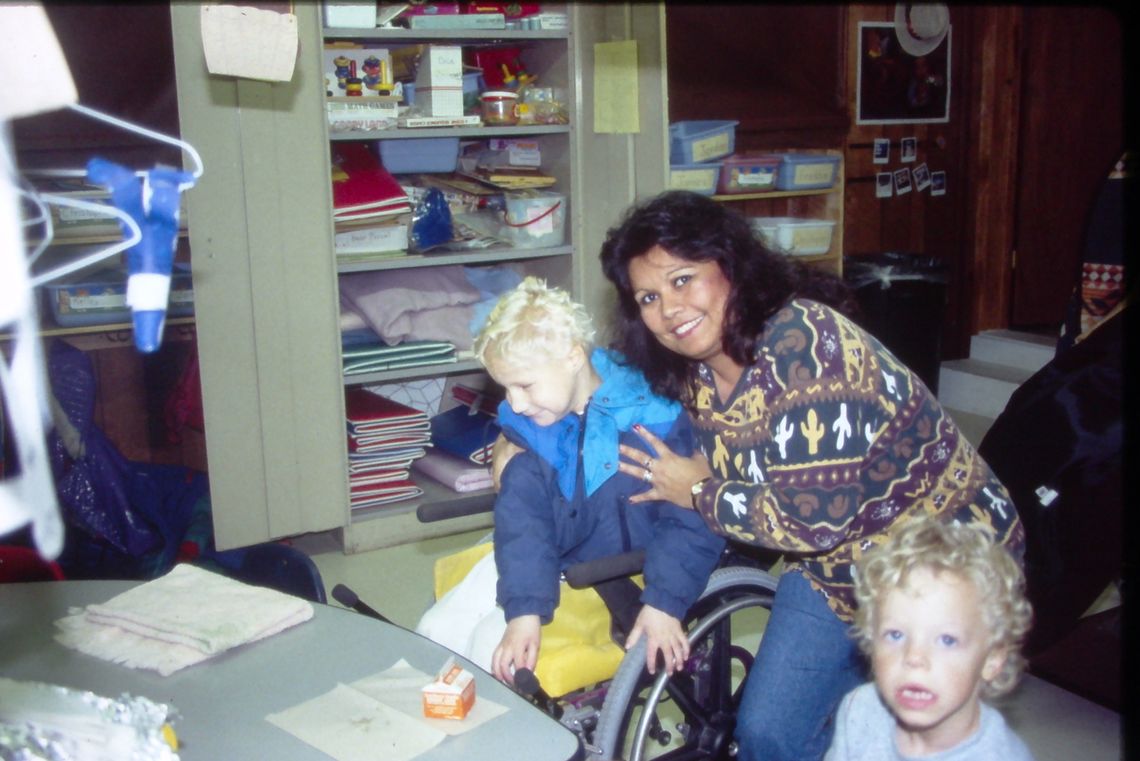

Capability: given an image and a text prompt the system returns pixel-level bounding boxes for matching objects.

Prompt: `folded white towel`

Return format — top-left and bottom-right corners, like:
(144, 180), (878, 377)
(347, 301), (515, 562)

(55, 563), (314, 676)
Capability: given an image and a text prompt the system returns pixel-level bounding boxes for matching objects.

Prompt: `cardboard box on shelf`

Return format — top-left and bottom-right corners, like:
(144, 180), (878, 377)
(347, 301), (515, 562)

(414, 45), (464, 116)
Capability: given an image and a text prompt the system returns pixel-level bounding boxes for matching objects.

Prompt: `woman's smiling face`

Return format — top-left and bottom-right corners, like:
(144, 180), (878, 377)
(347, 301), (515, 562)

(627, 245), (732, 365)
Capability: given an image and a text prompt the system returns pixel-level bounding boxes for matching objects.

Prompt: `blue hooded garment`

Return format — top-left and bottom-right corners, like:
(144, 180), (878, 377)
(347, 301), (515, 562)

(493, 348), (725, 623)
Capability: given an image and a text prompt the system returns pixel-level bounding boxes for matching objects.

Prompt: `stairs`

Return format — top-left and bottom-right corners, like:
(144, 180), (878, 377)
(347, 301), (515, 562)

(938, 329), (1057, 447)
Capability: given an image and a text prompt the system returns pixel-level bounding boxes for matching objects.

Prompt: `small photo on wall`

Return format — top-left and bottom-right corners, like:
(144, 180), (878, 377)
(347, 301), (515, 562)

(894, 168), (913, 195)
(876, 172), (894, 198)
(930, 170), (947, 196)
(901, 137), (918, 162)
(912, 163), (932, 191)
(873, 138), (890, 164)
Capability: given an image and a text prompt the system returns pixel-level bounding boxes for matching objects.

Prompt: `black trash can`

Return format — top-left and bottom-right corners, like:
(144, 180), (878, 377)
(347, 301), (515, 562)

(844, 252), (948, 395)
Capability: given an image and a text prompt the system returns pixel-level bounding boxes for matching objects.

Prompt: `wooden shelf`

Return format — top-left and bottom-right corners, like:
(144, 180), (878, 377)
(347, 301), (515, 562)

(711, 187), (841, 203)
(0, 316), (196, 344)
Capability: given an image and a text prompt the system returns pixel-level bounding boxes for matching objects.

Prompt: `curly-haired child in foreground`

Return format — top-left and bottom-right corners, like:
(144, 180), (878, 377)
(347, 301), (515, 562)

(825, 517), (1035, 760)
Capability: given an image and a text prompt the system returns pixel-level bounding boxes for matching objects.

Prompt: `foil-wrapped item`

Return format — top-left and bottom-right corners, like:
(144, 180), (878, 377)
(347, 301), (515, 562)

(0, 678), (179, 761)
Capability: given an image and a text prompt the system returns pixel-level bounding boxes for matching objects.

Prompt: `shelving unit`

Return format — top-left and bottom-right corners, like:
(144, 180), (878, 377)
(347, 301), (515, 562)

(321, 13), (580, 551)
(171, 3), (671, 554)
(711, 151), (845, 277)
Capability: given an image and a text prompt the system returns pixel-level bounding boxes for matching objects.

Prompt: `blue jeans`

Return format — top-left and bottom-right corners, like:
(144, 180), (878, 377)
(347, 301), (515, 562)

(734, 570), (867, 761)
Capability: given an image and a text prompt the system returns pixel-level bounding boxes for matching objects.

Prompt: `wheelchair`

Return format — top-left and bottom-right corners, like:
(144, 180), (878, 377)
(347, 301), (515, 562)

(432, 545), (779, 761)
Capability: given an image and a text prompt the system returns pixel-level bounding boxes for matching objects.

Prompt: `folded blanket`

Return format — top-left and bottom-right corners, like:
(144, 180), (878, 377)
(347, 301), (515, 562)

(411, 449), (493, 493)
(55, 563), (314, 676)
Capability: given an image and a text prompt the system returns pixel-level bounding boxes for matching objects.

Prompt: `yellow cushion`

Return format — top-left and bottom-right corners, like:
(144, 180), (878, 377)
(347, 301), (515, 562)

(433, 543), (638, 697)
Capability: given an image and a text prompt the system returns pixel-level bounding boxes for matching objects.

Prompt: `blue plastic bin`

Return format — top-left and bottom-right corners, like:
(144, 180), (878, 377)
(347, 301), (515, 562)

(774, 154), (841, 191)
(378, 137), (460, 174)
(44, 264), (195, 328)
(669, 120), (739, 164)
(668, 162), (722, 196)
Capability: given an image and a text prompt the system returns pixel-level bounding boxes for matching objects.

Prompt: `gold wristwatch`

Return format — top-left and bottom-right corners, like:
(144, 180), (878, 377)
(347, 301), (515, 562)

(690, 477), (712, 508)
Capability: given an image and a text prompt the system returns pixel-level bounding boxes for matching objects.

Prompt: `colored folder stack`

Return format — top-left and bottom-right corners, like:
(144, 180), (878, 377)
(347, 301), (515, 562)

(344, 388), (431, 510)
(428, 402), (501, 466)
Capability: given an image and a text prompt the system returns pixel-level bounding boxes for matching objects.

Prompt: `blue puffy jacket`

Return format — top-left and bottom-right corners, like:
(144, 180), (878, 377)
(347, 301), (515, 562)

(493, 349), (725, 623)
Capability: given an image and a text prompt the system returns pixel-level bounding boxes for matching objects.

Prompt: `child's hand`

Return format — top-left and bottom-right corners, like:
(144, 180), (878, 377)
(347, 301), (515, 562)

(492, 615), (541, 684)
(491, 434), (524, 492)
(625, 605), (689, 676)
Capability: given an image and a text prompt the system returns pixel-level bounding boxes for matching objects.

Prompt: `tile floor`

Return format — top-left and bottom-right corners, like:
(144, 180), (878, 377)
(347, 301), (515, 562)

(294, 526), (1123, 761)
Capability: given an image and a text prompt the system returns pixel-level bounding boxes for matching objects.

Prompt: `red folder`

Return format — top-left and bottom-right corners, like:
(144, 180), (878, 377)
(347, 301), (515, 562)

(331, 143), (412, 220)
(344, 388), (429, 435)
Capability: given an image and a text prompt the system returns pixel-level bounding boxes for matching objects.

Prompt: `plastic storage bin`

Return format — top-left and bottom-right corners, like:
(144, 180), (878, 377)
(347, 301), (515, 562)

(717, 154), (782, 194)
(378, 137), (460, 173)
(502, 191), (566, 248)
(44, 265), (195, 328)
(669, 120), (739, 164)
(774, 153), (841, 191)
(750, 217), (836, 256)
(669, 162), (722, 196)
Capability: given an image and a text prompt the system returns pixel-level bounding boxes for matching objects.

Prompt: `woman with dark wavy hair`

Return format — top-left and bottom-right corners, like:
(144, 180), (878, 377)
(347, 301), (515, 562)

(597, 190), (1024, 761)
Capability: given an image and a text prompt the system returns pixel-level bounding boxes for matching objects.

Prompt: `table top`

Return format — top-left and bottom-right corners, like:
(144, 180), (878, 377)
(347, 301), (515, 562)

(0, 580), (583, 761)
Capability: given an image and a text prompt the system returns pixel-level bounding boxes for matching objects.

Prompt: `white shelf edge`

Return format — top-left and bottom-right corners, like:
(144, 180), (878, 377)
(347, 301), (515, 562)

(336, 245), (573, 273)
(329, 124), (571, 140)
(324, 28), (568, 42)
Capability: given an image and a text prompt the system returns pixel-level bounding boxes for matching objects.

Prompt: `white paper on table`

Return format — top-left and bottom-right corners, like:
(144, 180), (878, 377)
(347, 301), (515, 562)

(266, 683), (447, 761)
(351, 658), (509, 736)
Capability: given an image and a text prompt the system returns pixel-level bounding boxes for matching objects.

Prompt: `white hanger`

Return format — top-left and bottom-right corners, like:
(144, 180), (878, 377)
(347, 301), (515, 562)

(25, 190), (143, 287)
(18, 101), (200, 287)
(27, 103), (204, 183)
(17, 183), (52, 265)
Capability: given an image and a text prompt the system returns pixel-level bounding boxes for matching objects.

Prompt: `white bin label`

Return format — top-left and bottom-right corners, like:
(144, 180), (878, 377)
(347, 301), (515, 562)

(738, 168), (775, 187)
(670, 168), (717, 192)
(691, 133), (730, 163)
(793, 163), (835, 186)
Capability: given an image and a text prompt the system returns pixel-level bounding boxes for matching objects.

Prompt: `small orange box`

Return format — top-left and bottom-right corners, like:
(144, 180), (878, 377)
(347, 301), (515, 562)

(422, 657), (476, 720)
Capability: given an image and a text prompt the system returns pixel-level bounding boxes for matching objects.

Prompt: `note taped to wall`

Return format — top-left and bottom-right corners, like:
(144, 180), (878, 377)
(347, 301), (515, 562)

(201, 5), (299, 83)
(593, 40), (639, 134)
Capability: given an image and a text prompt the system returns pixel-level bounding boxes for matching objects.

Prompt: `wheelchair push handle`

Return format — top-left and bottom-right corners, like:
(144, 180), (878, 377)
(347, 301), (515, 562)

(563, 550), (646, 589)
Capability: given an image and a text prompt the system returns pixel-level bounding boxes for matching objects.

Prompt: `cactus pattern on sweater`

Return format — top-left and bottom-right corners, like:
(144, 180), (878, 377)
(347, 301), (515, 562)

(688, 298), (1024, 623)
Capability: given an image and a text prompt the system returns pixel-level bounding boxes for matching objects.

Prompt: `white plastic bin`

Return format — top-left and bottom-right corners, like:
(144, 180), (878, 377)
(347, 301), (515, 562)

(750, 217), (837, 256)
(502, 191), (566, 248)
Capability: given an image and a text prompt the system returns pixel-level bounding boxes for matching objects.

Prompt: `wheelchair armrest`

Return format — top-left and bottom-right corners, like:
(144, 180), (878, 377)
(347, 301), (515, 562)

(416, 491), (495, 522)
(564, 549), (646, 589)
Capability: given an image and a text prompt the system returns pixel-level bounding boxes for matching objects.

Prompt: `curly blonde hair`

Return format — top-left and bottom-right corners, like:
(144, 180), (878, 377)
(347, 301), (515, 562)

(474, 276), (596, 369)
(852, 516), (1033, 697)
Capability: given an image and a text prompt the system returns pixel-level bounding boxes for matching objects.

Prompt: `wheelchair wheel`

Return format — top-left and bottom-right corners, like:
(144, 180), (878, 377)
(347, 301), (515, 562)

(590, 566), (779, 760)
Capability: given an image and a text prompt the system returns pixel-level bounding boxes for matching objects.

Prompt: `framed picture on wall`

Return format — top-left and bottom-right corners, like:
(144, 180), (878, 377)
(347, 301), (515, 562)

(856, 16), (951, 125)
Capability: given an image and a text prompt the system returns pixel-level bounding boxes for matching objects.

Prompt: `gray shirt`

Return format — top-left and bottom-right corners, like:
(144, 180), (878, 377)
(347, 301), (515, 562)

(825, 683), (1036, 761)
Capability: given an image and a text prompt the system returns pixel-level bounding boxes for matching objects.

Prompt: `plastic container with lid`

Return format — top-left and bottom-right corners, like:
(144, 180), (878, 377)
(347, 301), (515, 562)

(480, 90), (519, 125)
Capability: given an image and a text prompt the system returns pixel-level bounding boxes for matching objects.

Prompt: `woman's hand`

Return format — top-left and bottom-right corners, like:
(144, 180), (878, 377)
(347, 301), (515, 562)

(490, 434), (524, 492)
(618, 424), (713, 509)
(625, 605), (689, 675)
(491, 615), (541, 684)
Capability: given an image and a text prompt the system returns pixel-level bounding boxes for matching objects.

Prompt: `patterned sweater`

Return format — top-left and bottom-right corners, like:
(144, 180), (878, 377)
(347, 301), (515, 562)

(689, 298), (1024, 622)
